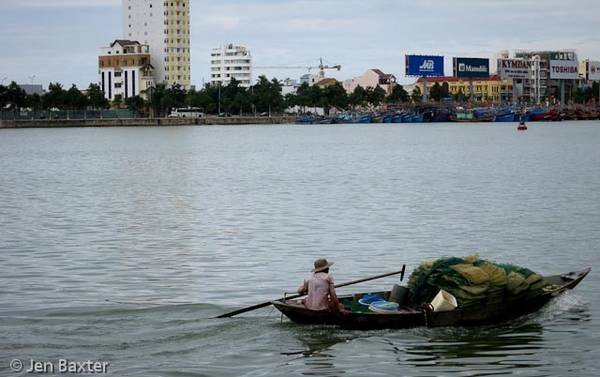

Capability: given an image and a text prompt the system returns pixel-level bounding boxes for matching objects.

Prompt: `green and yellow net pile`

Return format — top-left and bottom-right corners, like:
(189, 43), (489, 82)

(408, 255), (550, 308)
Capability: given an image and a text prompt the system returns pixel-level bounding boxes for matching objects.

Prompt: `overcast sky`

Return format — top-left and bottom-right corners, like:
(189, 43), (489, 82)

(1, 0), (600, 88)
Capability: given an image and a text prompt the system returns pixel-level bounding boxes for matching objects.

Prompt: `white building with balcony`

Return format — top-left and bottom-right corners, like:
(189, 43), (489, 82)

(210, 44), (252, 87)
(98, 40), (155, 101)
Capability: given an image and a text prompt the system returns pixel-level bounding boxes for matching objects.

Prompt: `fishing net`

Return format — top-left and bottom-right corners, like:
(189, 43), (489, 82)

(408, 255), (550, 308)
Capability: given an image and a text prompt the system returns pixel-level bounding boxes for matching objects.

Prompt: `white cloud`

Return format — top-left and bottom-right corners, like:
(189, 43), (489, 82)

(5, 0), (119, 7)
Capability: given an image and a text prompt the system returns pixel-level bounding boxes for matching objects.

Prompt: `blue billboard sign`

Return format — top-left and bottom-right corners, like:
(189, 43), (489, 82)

(405, 55), (445, 77)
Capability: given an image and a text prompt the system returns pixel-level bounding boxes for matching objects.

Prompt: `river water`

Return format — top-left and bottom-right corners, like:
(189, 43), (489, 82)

(1, 122), (599, 376)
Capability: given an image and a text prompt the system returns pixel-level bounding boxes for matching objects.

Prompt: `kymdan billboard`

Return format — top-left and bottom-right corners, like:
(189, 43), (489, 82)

(549, 60), (579, 80)
(498, 58), (532, 80)
(588, 61), (600, 81)
(405, 55), (444, 77)
(453, 57), (490, 78)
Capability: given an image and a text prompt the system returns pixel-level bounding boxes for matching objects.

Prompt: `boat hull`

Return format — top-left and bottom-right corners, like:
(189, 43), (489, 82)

(495, 113), (517, 122)
(272, 268), (590, 330)
(450, 115), (495, 123)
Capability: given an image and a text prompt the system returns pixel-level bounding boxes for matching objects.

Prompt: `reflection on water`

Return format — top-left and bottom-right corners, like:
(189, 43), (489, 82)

(280, 325), (352, 376)
(400, 322), (545, 370)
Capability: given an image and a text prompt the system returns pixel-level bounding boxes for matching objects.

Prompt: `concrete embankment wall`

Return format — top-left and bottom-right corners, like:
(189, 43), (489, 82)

(0, 116), (295, 129)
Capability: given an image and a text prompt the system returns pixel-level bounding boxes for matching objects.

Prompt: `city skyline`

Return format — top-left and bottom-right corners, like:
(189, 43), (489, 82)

(2, 0), (600, 88)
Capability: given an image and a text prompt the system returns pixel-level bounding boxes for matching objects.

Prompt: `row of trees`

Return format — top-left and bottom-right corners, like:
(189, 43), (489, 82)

(5, 76), (515, 116)
(0, 82), (109, 111)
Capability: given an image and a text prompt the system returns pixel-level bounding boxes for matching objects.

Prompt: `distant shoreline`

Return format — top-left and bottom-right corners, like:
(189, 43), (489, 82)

(0, 116), (296, 129)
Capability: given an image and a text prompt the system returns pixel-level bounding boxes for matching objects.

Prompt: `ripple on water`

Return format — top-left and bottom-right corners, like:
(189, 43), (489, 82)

(1, 124), (600, 376)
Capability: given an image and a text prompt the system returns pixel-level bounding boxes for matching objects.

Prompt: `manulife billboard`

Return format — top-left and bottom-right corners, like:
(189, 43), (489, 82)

(453, 57), (490, 78)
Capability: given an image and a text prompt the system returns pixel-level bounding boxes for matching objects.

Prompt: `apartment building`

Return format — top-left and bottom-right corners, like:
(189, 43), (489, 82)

(210, 44), (252, 87)
(123, 0), (191, 89)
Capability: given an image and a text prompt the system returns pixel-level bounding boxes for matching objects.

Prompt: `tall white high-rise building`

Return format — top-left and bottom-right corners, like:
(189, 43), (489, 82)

(122, 0), (191, 89)
(210, 44), (252, 87)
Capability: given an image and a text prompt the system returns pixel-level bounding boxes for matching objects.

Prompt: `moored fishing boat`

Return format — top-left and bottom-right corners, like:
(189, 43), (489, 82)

(392, 114), (404, 123)
(529, 109), (559, 122)
(317, 117), (334, 124)
(411, 114), (424, 123)
(449, 113), (495, 122)
(401, 114), (413, 123)
(272, 267), (590, 330)
(354, 114), (372, 123)
(495, 112), (517, 122)
(432, 112), (450, 122)
(295, 115), (314, 124)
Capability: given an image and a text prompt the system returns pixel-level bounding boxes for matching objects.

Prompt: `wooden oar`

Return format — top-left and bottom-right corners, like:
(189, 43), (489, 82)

(216, 264), (406, 318)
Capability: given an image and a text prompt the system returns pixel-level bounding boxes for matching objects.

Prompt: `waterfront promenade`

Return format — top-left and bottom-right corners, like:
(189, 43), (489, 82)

(0, 115), (295, 129)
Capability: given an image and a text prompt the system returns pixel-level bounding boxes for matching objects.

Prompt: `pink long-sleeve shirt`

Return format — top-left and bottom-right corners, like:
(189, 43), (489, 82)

(297, 272), (338, 311)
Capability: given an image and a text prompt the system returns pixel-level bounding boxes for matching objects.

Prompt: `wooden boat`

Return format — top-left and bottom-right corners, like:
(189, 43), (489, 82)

(272, 268), (590, 330)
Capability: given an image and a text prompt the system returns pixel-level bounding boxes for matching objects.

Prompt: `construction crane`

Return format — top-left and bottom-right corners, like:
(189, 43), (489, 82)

(255, 58), (341, 79)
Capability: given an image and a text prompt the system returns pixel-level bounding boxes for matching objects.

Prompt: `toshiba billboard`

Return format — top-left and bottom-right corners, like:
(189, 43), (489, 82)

(549, 60), (579, 80)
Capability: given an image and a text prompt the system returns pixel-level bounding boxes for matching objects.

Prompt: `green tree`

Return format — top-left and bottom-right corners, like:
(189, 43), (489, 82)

(112, 94), (123, 109)
(148, 84), (166, 116)
(65, 84), (88, 110)
(453, 89), (467, 103)
(430, 82), (443, 101)
(386, 84), (409, 103)
(323, 82), (348, 112)
(251, 76), (284, 114)
(349, 85), (367, 108)
(186, 86), (218, 114)
(42, 83), (66, 109)
(27, 93), (42, 111)
(0, 82), (27, 110)
(295, 82), (313, 112)
(86, 83), (109, 109)
(124, 95), (146, 114)
(411, 87), (423, 103)
(367, 85), (386, 107)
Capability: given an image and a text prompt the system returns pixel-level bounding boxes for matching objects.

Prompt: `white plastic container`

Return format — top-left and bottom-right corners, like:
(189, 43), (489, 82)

(430, 290), (458, 312)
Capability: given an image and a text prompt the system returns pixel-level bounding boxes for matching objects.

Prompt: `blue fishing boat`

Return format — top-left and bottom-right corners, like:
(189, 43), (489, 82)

(495, 112), (517, 122)
(383, 114), (393, 123)
(402, 114), (413, 123)
(338, 113), (354, 123)
(411, 114), (424, 123)
(317, 117), (334, 124)
(354, 114), (372, 123)
(295, 115), (314, 124)
(432, 112), (450, 122)
(392, 114), (404, 123)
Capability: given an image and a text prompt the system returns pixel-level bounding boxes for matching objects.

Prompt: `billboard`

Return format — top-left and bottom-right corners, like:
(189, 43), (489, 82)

(589, 61), (600, 81)
(498, 58), (532, 80)
(405, 55), (444, 77)
(453, 57), (490, 78)
(549, 60), (579, 80)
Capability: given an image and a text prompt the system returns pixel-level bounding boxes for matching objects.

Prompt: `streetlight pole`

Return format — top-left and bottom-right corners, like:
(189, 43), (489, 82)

(218, 82), (222, 115)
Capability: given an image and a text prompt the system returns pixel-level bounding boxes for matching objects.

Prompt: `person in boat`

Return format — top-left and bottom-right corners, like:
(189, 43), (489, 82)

(297, 258), (344, 312)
